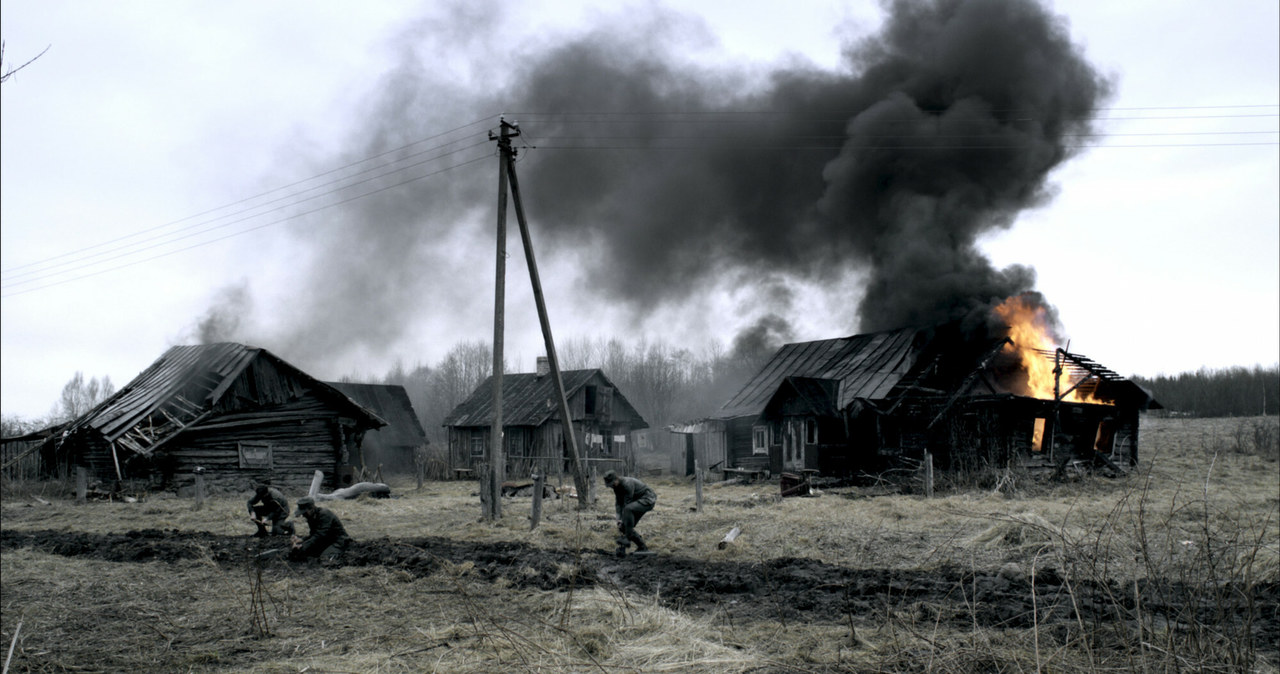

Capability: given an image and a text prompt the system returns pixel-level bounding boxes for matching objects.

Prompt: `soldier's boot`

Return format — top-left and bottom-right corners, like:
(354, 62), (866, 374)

(253, 522), (269, 538)
(629, 532), (648, 553)
(615, 534), (630, 558)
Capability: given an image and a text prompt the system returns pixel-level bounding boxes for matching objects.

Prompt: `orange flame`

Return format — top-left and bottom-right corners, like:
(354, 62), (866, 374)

(992, 295), (1110, 406)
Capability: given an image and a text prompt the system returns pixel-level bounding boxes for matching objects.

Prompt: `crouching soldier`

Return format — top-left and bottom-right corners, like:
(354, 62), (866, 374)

(247, 483), (294, 537)
(604, 470), (656, 557)
(289, 497), (353, 561)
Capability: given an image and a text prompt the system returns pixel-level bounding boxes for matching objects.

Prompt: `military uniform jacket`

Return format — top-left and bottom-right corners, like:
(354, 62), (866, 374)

(612, 476), (657, 518)
(247, 487), (289, 519)
(297, 507), (352, 556)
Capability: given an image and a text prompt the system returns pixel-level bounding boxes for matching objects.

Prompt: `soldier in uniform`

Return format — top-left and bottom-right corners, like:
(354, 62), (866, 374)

(603, 470), (656, 557)
(246, 483), (294, 537)
(289, 496), (353, 561)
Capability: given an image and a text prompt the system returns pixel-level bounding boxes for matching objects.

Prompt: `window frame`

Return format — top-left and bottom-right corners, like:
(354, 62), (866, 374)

(238, 441), (273, 470)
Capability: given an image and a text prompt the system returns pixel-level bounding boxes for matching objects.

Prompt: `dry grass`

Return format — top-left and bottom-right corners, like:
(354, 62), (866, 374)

(3, 415), (1277, 672)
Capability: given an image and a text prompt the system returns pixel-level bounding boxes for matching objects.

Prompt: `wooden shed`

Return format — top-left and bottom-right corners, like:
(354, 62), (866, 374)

(326, 382), (428, 476)
(674, 322), (1160, 479)
(45, 343), (386, 491)
(442, 366), (649, 480)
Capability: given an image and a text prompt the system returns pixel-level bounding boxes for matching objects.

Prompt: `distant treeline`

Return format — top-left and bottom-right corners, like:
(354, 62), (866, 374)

(1131, 365), (1279, 417)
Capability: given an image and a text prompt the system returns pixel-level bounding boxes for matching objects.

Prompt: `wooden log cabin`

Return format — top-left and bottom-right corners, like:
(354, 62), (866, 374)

(44, 343), (386, 492)
(326, 382), (428, 475)
(443, 360), (649, 480)
(672, 322), (1160, 480)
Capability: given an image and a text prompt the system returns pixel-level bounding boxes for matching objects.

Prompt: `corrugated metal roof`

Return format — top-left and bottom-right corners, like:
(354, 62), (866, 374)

(715, 326), (923, 419)
(711, 322), (1160, 425)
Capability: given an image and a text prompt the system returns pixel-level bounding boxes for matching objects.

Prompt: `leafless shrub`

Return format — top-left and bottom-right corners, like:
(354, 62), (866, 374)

(1042, 468), (1276, 671)
(1251, 418), (1279, 461)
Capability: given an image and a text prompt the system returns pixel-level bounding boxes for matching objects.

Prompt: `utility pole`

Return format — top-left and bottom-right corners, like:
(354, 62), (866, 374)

(505, 136), (591, 509)
(485, 118), (515, 521)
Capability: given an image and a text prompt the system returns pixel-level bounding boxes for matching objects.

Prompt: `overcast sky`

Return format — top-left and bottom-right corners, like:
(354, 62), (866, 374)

(2, 0), (1277, 420)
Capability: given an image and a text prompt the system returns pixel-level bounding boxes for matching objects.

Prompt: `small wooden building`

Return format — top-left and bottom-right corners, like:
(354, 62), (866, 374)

(673, 323), (1160, 479)
(442, 365), (649, 479)
(45, 343), (386, 491)
(327, 382), (428, 475)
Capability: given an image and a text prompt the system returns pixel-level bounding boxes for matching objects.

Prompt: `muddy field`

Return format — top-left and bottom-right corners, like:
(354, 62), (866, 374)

(3, 527), (1275, 639)
(2, 415), (1278, 672)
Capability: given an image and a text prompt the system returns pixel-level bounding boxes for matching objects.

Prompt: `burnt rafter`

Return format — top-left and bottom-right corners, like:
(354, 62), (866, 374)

(1035, 347), (1122, 401)
(1035, 348), (1126, 382)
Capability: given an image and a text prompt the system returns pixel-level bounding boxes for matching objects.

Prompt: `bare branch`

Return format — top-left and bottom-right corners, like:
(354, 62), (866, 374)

(0, 40), (52, 83)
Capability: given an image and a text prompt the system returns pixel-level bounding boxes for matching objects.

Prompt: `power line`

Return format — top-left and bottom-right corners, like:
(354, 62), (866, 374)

(2, 139), (494, 284)
(1, 117), (495, 277)
(4, 104), (1276, 295)
(1, 152), (494, 297)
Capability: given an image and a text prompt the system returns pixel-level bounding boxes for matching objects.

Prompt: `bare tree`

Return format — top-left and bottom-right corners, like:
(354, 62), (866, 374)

(51, 372), (115, 422)
(0, 40), (50, 83)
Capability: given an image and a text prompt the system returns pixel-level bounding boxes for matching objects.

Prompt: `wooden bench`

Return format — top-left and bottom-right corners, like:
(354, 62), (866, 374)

(452, 468), (474, 480)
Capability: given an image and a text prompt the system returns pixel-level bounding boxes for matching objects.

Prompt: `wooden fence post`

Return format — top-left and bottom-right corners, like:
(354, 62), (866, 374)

(76, 466), (88, 505)
(587, 463), (598, 506)
(530, 472), (545, 531)
(924, 451), (934, 499)
(695, 459), (703, 513)
(194, 470), (206, 511)
(308, 470), (324, 498)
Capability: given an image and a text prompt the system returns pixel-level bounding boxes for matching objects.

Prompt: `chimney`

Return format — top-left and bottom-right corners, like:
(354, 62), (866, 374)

(536, 356), (550, 378)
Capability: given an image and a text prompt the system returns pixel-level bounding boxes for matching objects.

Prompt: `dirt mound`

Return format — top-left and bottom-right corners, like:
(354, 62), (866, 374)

(4, 528), (1276, 644)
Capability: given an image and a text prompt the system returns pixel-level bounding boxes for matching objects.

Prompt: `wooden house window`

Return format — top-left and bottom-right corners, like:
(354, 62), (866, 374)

(769, 421), (780, 446)
(238, 442), (273, 469)
(469, 430), (485, 458)
(752, 426), (768, 455)
(584, 386), (598, 415)
(805, 418), (818, 445)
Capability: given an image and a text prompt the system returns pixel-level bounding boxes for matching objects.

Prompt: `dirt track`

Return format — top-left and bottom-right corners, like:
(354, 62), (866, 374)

(4, 527), (1276, 647)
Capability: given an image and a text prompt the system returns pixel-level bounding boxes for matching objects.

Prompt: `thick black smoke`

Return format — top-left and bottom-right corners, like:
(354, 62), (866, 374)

(248, 0), (1110, 367)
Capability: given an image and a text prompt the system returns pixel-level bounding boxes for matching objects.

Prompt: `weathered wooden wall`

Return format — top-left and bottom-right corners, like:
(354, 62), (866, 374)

(163, 413), (343, 492)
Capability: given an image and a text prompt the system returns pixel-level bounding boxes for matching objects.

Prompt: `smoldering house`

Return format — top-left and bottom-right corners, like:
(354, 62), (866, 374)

(443, 360), (649, 479)
(44, 343), (386, 491)
(672, 321), (1159, 480)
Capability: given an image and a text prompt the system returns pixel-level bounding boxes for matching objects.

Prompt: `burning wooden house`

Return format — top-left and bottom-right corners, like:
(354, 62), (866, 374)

(44, 343), (386, 491)
(326, 382), (428, 477)
(443, 360), (649, 478)
(673, 301), (1159, 479)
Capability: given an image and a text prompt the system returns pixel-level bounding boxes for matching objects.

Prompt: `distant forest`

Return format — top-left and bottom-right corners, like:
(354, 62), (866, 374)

(1131, 365), (1279, 418)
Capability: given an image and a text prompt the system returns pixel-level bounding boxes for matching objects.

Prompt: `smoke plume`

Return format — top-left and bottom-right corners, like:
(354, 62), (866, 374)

(190, 281), (251, 345)
(234, 0), (1111, 371)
